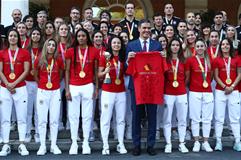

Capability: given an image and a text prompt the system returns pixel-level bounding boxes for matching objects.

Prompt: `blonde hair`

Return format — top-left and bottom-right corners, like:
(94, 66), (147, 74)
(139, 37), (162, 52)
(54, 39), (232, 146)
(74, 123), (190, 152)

(56, 23), (72, 48)
(39, 38), (58, 68)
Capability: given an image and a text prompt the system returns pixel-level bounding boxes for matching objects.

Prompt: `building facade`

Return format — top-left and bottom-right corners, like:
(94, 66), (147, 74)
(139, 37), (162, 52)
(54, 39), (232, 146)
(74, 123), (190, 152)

(1, 0), (241, 26)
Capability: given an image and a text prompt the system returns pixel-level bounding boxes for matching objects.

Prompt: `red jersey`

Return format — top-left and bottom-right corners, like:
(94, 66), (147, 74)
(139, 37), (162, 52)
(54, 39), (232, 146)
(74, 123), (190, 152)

(126, 51), (167, 105)
(0, 48), (30, 88)
(26, 48), (41, 81)
(34, 56), (64, 90)
(164, 59), (186, 95)
(99, 55), (125, 92)
(65, 46), (99, 86)
(185, 56), (213, 92)
(213, 56), (241, 91)
(207, 46), (218, 60)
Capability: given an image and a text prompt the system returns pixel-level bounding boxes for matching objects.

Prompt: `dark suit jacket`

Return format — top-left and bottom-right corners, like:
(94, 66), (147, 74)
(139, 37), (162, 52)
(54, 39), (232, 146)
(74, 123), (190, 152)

(126, 38), (162, 90)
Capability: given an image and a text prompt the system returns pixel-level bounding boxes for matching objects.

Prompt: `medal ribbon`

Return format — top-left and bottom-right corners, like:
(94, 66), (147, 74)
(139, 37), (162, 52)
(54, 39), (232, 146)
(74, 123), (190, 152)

(113, 58), (120, 79)
(223, 57), (231, 80)
(31, 49), (38, 69)
(171, 59), (179, 81)
(126, 22), (134, 37)
(22, 38), (26, 48)
(46, 58), (54, 83)
(165, 17), (173, 25)
(59, 43), (66, 61)
(8, 48), (19, 73)
(78, 47), (88, 72)
(196, 56), (208, 81)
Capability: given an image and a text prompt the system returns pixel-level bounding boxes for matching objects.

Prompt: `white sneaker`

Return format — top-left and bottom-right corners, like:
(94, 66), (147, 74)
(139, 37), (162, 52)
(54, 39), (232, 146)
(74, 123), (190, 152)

(172, 130), (179, 140)
(192, 141), (201, 152)
(185, 130), (192, 141)
(18, 144), (29, 156)
(50, 145), (62, 155)
(214, 142), (223, 151)
(233, 142), (241, 152)
(25, 133), (32, 143)
(37, 145), (47, 156)
(69, 142), (78, 155)
(102, 147), (110, 155)
(82, 142), (91, 154)
(0, 144), (11, 156)
(117, 144), (127, 154)
(164, 143), (172, 153)
(156, 130), (160, 140)
(202, 142), (213, 152)
(179, 143), (189, 153)
(34, 133), (40, 143)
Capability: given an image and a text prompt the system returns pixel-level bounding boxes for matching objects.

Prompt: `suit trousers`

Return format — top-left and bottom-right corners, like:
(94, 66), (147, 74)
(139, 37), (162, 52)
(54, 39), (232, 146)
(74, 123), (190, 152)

(130, 89), (157, 147)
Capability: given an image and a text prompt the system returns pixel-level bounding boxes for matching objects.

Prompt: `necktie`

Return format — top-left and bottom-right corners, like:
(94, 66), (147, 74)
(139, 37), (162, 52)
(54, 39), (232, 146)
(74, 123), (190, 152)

(143, 40), (147, 52)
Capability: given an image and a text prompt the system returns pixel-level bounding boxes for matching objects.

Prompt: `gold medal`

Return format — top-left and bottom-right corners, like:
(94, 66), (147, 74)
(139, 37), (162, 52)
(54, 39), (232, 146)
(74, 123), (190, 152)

(129, 34), (133, 40)
(9, 73), (16, 80)
(46, 82), (53, 89)
(225, 78), (232, 85)
(172, 81), (179, 88)
(203, 81), (209, 88)
(115, 79), (121, 85)
(79, 71), (86, 78)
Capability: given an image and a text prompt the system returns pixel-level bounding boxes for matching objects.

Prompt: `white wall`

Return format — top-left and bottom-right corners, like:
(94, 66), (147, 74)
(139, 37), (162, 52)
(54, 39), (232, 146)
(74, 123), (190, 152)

(1, 0), (29, 26)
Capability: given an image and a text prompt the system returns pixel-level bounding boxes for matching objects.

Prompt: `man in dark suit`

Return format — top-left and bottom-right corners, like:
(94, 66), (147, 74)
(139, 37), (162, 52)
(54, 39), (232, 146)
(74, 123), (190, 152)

(126, 19), (162, 156)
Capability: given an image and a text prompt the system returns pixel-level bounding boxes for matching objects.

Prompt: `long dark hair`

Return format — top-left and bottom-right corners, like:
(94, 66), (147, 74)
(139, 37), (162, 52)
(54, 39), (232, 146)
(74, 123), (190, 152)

(27, 28), (43, 52)
(92, 30), (105, 47)
(6, 29), (22, 48)
(219, 38), (234, 58)
(166, 38), (185, 63)
(72, 28), (93, 68)
(106, 35), (125, 62)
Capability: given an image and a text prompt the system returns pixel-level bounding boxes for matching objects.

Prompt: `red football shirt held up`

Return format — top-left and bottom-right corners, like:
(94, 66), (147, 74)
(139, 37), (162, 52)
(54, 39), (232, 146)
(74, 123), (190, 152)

(126, 51), (167, 105)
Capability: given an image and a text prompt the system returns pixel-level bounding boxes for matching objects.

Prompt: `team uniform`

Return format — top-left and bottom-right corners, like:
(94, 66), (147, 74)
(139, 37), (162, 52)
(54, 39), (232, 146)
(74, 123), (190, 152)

(34, 56), (64, 155)
(99, 55), (127, 155)
(213, 56), (241, 151)
(119, 18), (139, 41)
(163, 16), (180, 31)
(65, 46), (99, 154)
(185, 56), (214, 152)
(25, 48), (40, 142)
(0, 48), (30, 156)
(163, 59), (188, 153)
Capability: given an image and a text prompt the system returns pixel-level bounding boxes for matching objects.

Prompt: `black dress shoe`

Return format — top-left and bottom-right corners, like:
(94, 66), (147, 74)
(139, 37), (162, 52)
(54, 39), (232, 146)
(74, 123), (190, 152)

(132, 146), (141, 156)
(147, 147), (156, 156)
